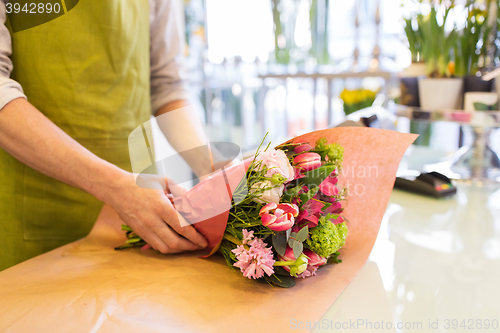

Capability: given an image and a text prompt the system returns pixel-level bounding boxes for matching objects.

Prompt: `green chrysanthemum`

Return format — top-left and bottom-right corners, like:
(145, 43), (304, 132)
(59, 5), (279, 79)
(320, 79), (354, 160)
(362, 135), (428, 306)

(305, 214), (348, 258)
(315, 138), (344, 167)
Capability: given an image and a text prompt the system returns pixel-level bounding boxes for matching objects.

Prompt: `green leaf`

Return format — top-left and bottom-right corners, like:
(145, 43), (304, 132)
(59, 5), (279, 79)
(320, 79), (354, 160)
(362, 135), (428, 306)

(292, 241), (303, 259)
(285, 228), (291, 241)
(299, 186), (319, 206)
(273, 266), (291, 276)
(275, 142), (301, 152)
(272, 232), (287, 256)
(322, 202), (332, 211)
(473, 102), (496, 111)
(282, 185), (302, 201)
(297, 226), (309, 242)
(223, 233), (242, 246)
(288, 233), (298, 248)
(328, 251), (342, 264)
(121, 224), (133, 231)
(125, 237), (142, 244)
(265, 274), (296, 288)
(299, 164), (336, 188)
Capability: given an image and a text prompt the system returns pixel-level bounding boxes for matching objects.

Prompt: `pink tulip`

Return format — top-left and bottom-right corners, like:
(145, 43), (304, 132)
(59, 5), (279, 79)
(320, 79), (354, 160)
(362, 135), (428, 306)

(259, 203), (299, 231)
(293, 152), (321, 172)
(303, 249), (327, 268)
(259, 202), (278, 215)
(295, 249), (327, 278)
(294, 143), (312, 154)
(277, 247), (309, 276)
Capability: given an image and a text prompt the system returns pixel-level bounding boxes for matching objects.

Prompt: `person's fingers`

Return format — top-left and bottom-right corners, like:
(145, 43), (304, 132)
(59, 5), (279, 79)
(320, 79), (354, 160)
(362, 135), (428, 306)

(141, 226), (195, 254)
(135, 174), (166, 190)
(174, 212), (208, 249)
(134, 212), (199, 253)
(150, 218), (199, 251)
(122, 214), (172, 254)
(135, 226), (170, 254)
(114, 174), (208, 253)
(165, 194), (175, 205)
(166, 177), (188, 198)
(161, 202), (208, 249)
(163, 177), (171, 194)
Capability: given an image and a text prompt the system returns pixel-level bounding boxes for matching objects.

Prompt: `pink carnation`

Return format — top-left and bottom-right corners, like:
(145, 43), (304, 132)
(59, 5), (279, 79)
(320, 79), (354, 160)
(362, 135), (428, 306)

(242, 229), (254, 244)
(232, 230), (275, 279)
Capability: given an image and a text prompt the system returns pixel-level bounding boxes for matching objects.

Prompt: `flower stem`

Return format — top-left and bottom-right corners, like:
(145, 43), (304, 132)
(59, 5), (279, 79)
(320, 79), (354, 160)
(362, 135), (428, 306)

(273, 260), (295, 266)
(223, 233), (243, 246)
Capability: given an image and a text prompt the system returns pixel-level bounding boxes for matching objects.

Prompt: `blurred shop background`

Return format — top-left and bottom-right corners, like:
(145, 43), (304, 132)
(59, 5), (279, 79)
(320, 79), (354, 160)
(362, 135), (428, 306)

(154, 0), (500, 183)
(153, 1), (500, 324)
(184, 0), (408, 148)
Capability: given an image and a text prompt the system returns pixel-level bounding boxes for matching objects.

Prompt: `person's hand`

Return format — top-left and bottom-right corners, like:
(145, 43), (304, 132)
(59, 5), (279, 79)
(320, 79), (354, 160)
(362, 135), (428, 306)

(104, 171), (208, 254)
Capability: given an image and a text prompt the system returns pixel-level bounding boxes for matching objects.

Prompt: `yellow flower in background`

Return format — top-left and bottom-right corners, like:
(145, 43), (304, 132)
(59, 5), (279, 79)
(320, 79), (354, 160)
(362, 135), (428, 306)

(470, 8), (486, 24)
(194, 27), (205, 40)
(448, 61), (455, 76)
(340, 89), (357, 105)
(365, 89), (377, 100)
(340, 88), (378, 105)
(340, 88), (379, 116)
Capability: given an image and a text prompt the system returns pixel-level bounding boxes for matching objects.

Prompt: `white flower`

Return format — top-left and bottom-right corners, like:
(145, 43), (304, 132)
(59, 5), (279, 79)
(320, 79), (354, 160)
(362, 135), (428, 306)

(250, 180), (284, 204)
(255, 149), (294, 182)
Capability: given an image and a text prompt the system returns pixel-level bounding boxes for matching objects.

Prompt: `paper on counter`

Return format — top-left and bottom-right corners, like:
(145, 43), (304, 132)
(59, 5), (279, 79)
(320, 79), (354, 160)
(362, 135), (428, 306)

(0, 128), (417, 333)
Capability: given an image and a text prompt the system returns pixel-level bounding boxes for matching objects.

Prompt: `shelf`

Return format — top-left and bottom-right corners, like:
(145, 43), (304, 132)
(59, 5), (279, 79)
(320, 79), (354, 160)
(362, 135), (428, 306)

(395, 105), (500, 127)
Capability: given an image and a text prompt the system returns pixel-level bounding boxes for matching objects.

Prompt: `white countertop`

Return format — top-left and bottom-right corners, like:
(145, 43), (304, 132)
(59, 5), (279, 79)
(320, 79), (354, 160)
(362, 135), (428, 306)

(313, 183), (500, 333)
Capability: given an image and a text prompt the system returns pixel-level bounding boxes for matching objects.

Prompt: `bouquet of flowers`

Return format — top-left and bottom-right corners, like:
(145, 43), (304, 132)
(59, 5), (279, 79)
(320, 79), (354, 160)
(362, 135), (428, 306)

(119, 136), (349, 288)
(217, 138), (348, 287)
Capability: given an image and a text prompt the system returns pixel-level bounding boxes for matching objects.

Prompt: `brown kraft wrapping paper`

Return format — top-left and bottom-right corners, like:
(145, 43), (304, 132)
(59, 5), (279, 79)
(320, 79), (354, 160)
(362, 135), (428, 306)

(0, 128), (417, 333)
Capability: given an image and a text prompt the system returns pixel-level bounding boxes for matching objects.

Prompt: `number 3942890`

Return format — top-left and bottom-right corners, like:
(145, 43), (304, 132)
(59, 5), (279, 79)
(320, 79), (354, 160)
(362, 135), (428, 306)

(6, 2), (61, 14)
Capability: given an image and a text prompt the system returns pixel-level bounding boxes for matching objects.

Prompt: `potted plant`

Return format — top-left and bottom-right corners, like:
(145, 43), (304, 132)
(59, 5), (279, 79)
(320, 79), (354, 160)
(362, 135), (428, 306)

(496, 0), (500, 108)
(413, 0), (463, 110)
(401, 10), (426, 107)
(309, 0), (330, 66)
(403, 10), (427, 78)
(454, 0), (493, 93)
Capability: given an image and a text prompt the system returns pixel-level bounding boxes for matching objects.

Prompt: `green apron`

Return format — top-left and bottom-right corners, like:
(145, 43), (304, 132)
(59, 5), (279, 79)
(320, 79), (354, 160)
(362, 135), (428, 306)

(0, 0), (152, 270)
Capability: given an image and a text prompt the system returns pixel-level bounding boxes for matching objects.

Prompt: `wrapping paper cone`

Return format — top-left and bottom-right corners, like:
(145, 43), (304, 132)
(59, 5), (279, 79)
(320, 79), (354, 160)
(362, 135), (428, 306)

(0, 128), (417, 333)
(288, 128), (416, 268)
(173, 159), (252, 255)
(176, 128), (417, 259)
